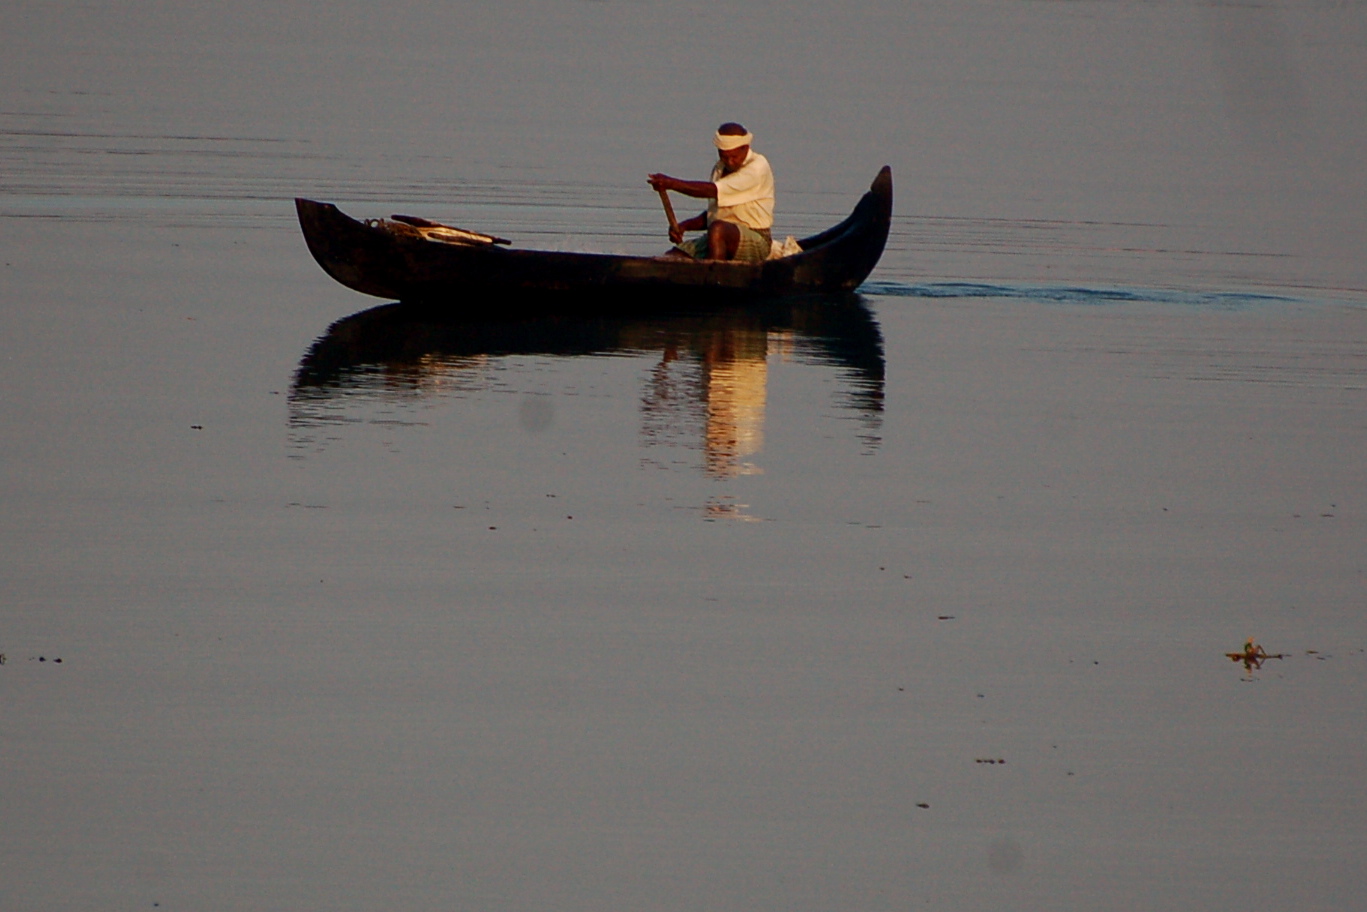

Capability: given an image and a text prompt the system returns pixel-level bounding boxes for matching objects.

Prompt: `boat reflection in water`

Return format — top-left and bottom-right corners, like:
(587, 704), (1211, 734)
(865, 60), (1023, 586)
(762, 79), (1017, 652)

(290, 294), (884, 486)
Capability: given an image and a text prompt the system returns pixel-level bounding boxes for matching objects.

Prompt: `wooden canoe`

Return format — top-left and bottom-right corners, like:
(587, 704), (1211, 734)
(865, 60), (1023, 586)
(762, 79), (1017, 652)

(295, 166), (892, 306)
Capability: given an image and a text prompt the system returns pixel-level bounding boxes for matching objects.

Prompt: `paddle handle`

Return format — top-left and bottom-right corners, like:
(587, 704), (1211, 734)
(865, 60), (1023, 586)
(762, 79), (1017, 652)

(657, 188), (679, 235)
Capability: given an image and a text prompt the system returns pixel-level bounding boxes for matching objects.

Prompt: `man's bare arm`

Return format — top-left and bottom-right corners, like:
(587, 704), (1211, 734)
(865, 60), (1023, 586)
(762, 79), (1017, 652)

(647, 173), (717, 199)
(675, 212), (707, 243)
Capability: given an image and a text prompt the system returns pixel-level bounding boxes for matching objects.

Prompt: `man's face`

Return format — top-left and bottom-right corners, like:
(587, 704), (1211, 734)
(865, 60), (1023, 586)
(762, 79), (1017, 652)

(718, 145), (749, 173)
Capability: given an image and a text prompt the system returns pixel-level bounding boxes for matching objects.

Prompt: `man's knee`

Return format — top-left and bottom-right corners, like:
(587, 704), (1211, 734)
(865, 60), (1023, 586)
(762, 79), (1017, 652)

(707, 221), (740, 259)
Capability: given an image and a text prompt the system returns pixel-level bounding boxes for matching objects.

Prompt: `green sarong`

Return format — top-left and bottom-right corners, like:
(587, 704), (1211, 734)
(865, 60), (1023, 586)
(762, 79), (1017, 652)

(675, 222), (772, 262)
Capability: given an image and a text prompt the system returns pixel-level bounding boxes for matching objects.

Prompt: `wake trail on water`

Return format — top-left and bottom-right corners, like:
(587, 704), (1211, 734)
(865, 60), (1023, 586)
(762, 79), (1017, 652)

(858, 280), (1330, 310)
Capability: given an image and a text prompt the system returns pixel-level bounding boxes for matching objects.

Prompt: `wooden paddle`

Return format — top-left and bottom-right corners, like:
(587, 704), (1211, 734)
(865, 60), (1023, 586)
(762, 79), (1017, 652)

(390, 213), (510, 245)
(656, 188), (679, 238)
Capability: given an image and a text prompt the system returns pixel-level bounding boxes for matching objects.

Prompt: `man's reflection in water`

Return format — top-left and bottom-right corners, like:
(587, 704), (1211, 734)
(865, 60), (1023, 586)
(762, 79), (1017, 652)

(641, 325), (794, 479)
(702, 327), (768, 477)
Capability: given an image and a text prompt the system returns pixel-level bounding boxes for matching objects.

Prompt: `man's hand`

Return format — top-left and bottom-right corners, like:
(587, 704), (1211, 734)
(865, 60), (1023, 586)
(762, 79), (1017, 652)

(647, 173), (673, 192)
(668, 222), (684, 244)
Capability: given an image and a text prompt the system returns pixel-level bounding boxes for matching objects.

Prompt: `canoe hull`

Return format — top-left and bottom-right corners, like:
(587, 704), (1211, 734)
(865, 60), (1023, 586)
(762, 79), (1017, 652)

(295, 167), (892, 307)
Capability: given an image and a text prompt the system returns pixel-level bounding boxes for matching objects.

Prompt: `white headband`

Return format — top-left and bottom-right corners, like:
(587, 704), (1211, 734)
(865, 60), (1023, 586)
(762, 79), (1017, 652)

(714, 131), (753, 151)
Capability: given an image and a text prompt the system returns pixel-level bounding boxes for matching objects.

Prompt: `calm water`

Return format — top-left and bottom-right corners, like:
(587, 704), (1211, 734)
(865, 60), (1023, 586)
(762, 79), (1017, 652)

(3, 2), (1365, 911)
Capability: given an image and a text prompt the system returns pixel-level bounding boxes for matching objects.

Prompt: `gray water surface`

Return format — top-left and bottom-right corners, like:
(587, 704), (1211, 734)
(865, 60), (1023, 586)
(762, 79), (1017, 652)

(3, 3), (1365, 911)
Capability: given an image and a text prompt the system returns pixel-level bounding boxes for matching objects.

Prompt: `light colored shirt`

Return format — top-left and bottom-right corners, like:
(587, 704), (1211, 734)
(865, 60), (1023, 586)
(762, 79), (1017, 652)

(707, 150), (774, 231)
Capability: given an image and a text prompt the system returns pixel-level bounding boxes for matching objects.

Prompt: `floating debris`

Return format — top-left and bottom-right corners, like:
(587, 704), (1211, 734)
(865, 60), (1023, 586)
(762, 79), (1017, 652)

(975, 758), (1006, 765)
(1226, 638), (1286, 673)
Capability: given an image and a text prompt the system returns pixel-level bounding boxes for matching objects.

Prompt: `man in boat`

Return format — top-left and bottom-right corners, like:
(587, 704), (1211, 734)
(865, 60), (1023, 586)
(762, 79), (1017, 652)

(648, 122), (774, 262)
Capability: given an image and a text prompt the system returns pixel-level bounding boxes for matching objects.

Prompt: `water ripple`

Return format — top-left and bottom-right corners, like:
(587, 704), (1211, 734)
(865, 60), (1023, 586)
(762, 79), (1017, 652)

(860, 280), (1308, 309)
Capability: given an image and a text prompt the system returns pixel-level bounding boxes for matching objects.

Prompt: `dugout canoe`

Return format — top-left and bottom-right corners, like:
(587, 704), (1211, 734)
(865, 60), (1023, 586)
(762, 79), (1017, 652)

(295, 166), (892, 306)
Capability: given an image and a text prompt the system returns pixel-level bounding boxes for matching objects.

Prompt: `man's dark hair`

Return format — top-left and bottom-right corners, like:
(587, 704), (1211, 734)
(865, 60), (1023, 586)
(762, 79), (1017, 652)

(718, 122), (748, 135)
